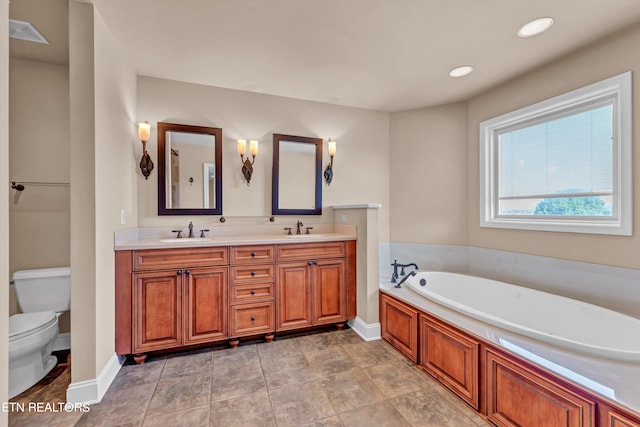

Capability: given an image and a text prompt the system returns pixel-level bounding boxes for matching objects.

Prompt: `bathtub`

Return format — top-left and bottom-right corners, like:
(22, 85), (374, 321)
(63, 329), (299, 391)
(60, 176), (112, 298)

(403, 271), (640, 362)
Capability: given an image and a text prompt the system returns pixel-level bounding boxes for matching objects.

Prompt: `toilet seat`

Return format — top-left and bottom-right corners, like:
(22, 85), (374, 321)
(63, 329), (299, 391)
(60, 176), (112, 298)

(9, 311), (57, 342)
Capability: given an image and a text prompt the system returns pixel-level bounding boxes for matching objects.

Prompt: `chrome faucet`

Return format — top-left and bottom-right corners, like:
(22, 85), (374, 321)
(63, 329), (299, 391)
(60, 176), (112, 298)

(296, 220), (303, 235)
(188, 221), (194, 238)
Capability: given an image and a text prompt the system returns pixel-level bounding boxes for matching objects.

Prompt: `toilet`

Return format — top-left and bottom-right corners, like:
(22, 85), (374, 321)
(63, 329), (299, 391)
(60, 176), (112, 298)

(8, 267), (70, 399)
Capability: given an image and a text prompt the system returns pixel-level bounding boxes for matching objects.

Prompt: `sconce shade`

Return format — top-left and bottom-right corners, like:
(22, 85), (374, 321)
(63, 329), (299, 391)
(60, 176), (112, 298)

(138, 122), (151, 142)
(328, 140), (336, 157)
(324, 139), (336, 186)
(249, 140), (259, 156)
(237, 139), (247, 156)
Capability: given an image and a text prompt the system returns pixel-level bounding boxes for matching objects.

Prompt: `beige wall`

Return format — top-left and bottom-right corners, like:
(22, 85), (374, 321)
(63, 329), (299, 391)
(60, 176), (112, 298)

(1, 0), (10, 421)
(69, 1), (138, 384)
(93, 9), (138, 374)
(137, 77), (391, 243)
(8, 59), (70, 334)
(389, 103), (468, 244)
(467, 23), (640, 269)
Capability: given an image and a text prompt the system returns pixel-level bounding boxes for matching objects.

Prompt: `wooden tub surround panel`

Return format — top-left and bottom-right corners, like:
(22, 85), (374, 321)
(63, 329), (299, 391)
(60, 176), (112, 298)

(379, 291), (640, 427)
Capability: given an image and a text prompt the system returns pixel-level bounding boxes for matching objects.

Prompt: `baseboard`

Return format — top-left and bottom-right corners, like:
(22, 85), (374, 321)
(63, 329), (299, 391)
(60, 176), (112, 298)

(66, 353), (124, 405)
(348, 317), (381, 341)
(53, 332), (70, 351)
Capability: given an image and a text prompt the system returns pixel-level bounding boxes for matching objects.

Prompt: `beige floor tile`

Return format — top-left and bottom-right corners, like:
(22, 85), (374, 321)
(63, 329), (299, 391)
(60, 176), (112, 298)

(143, 405), (210, 427)
(213, 344), (259, 365)
(338, 401), (410, 427)
(295, 415), (344, 427)
(260, 353), (316, 389)
(257, 337), (303, 360)
(390, 388), (478, 426)
(304, 347), (358, 378)
(211, 360), (267, 402)
(108, 357), (166, 392)
(319, 369), (386, 414)
(269, 379), (336, 427)
(341, 341), (397, 368)
(146, 374), (212, 416)
(366, 360), (434, 398)
(210, 390), (275, 427)
(161, 348), (213, 379)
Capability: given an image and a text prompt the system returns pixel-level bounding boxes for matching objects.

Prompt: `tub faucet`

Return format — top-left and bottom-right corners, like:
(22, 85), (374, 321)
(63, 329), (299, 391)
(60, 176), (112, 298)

(395, 270), (417, 289)
(391, 260), (419, 283)
(188, 221), (194, 238)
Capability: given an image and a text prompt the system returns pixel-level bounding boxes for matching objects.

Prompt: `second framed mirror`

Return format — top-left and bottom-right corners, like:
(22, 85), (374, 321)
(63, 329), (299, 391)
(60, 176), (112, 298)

(272, 133), (322, 215)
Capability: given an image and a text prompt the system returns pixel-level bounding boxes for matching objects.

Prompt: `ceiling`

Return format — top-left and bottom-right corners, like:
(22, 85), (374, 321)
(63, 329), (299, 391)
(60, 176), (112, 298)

(10, 0), (640, 112)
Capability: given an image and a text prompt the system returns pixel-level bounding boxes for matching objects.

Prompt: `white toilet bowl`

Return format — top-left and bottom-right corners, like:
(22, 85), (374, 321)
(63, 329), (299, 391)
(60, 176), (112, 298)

(8, 311), (60, 399)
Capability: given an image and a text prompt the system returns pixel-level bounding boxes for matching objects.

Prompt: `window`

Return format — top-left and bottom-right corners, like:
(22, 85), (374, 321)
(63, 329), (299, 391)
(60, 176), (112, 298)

(480, 72), (632, 235)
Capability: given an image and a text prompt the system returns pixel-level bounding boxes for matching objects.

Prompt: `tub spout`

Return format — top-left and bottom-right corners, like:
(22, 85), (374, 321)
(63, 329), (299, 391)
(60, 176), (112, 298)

(391, 260), (419, 283)
(395, 270), (417, 288)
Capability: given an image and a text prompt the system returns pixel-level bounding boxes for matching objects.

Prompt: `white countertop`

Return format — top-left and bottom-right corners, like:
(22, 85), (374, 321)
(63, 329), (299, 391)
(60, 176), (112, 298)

(380, 279), (640, 417)
(114, 232), (355, 251)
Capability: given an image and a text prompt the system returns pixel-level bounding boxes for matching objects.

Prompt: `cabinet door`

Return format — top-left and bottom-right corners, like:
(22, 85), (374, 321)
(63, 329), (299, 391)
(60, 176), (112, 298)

(313, 259), (346, 325)
(486, 349), (595, 427)
(276, 262), (312, 331)
(184, 267), (228, 344)
(380, 293), (419, 363)
(133, 270), (182, 352)
(420, 314), (479, 409)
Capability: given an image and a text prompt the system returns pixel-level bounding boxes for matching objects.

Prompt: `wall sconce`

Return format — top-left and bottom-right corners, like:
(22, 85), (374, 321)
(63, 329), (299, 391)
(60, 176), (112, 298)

(138, 121), (153, 180)
(238, 139), (258, 186)
(324, 138), (336, 186)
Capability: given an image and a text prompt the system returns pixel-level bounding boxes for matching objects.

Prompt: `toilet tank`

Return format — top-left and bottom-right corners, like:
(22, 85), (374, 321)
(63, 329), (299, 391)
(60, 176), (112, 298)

(12, 267), (71, 313)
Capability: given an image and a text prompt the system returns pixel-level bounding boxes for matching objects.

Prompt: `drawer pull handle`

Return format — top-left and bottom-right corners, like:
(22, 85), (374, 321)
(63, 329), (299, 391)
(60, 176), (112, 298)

(251, 252), (256, 257)
(251, 316), (256, 321)
(251, 290), (256, 295)
(251, 271), (256, 276)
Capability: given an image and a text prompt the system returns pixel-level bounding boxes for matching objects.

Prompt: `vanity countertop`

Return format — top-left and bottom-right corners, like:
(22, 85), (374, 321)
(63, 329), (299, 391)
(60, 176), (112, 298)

(114, 232), (356, 251)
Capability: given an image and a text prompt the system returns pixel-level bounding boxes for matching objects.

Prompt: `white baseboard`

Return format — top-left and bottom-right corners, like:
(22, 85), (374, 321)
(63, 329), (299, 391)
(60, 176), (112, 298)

(348, 317), (381, 341)
(66, 353), (124, 405)
(53, 332), (70, 351)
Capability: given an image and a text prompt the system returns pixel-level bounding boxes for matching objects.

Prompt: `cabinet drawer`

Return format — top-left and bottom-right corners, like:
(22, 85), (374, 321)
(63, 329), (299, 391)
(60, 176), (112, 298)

(230, 283), (274, 304)
(230, 302), (275, 337)
(276, 241), (346, 261)
(230, 264), (275, 283)
(134, 247), (228, 271)
(230, 245), (275, 264)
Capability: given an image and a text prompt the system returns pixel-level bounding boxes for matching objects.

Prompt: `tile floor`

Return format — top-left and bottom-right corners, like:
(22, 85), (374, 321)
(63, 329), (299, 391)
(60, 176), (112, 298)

(8, 329), (491, 427)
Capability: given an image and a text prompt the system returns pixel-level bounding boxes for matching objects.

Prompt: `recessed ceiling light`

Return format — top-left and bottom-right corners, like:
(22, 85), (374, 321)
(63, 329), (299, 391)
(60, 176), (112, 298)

(449, 66), (474, 78)
(517, 17), (554, 38)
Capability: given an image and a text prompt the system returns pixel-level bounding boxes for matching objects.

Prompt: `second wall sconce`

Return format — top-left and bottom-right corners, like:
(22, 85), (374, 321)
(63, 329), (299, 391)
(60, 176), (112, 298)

(238, 139), (258, 186)
(138, 121), (153, 180)
(324, 138), (336, 186)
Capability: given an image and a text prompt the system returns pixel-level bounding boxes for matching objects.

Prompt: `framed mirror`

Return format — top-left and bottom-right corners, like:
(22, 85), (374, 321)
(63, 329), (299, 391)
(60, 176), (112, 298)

(272, 133), (322, 215)
(158, 122), (223, 215)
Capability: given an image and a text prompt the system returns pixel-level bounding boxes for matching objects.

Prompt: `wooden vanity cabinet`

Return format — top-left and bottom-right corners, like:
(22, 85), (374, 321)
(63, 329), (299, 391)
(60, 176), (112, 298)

(276, 242), (347, 332)
(229, 245), (276, 345)
(128, 247), (229, 359)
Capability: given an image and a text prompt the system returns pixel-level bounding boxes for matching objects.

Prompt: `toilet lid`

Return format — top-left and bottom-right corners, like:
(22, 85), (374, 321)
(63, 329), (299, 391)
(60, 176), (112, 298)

(9, 311), (57, 342)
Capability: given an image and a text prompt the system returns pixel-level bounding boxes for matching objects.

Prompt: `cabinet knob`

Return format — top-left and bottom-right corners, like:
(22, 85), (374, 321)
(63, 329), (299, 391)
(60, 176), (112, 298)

(251, 316), (256, 321)
(185, 269), (190, 275)
(177, 270), (183, 275)
(251, 252), (256, 257)
(250, 290), (256, 295)
(313, 260), (318, 265)
(251, 271), (256, 276)
(308, 261), (313, 265)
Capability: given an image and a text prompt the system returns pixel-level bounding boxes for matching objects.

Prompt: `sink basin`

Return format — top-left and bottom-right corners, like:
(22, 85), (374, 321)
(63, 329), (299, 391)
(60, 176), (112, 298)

(284, 234), (330, 239)
(159, 238), (215, 243)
